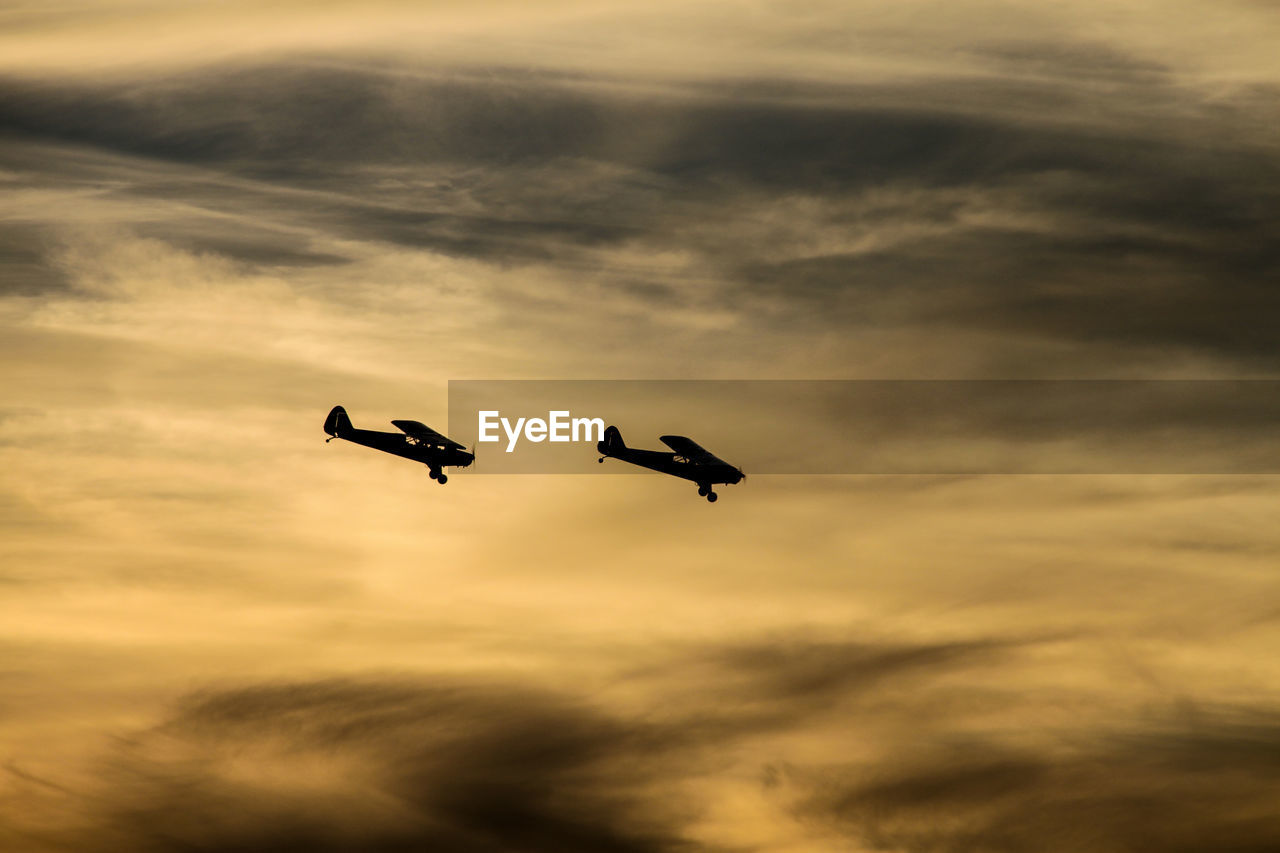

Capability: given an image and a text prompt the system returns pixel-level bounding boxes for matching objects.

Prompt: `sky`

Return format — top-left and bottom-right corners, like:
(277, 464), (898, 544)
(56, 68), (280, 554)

(2, 1), (1280, 850)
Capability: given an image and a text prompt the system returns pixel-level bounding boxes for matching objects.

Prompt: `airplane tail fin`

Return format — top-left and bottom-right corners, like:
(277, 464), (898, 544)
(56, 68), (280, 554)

(324, 405), (353, 438)
(598, 425), (625, 456)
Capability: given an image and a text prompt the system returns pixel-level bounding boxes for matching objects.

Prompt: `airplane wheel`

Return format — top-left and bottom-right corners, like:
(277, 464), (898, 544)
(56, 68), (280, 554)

(707, 492), (718, 502)
(697, 484), (708, 496)
(599, 457), (605, 463)
(437, 473), (448, 484)
(428, 469), (438, 479)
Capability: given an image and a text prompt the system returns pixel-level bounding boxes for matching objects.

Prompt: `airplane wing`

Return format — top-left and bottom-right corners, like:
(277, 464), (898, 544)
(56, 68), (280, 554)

(659, 435), (728, 465)
(391, 420), (466, 449)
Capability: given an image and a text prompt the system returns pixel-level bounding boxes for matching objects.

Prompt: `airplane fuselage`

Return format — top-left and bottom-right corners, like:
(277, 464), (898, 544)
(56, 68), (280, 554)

(337, 427), (474, 470)
(603, 446), (743, 486)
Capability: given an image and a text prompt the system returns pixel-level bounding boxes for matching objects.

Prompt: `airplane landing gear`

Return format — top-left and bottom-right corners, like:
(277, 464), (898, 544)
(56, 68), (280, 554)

(428, 469), (438, 480)
(706, 491), (718, 502)
(697, 484), (709, 496)
(437, 473), (448, 484)
(599, 457), (606, 463)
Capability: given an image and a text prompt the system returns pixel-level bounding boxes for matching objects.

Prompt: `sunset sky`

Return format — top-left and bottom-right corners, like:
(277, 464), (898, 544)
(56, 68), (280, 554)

(3, 2), (1280, 850)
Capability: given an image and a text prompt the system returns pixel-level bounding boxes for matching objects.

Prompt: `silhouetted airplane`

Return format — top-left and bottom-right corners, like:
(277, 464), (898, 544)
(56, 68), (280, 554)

(597, 426), (744, 502)
(323, 405), (473, 484)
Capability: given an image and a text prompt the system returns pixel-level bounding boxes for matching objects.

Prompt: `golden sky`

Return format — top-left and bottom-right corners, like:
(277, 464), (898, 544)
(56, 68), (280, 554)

(3, 2), (1280, 850)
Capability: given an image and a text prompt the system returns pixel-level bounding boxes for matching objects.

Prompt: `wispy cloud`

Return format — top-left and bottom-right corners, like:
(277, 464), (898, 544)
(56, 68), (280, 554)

(12, 632), (1280, 852)
(3, 4), (1280, 851)
(796, 709), (1280, 853)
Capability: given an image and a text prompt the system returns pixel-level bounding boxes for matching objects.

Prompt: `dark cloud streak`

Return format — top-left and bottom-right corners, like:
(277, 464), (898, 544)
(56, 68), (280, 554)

(76, 679), (701, 853)
(23, 634), (1280, 853)
(799, 712), (1280, 853)
(4, 57), (1277, 368)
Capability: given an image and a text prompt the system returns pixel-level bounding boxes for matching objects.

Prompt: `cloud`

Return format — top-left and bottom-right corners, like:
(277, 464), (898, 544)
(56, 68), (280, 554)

(795, 708), (1280, 853)
(3, 7), (1280, 851)
(0, 223), (71, 297)
(694, 636), (1015, 711)
(4, 635), (1021, 851)
(4, 54), (1277, 372)
(18, 633), (1280, 853)
(51, 678), (701, 853)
